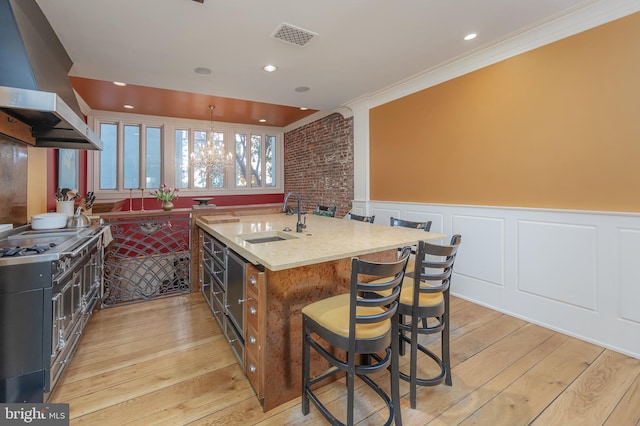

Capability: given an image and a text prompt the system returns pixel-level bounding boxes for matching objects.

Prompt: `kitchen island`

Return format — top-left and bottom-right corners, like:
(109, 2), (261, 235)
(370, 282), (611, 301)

(197, 213), (446, 410)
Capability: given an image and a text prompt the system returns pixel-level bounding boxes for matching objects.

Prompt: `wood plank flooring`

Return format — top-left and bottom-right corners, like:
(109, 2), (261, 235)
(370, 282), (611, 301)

(50, 293), (640, 425)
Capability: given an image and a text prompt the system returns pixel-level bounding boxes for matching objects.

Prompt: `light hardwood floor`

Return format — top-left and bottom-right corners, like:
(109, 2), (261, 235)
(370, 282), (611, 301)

(50, 293), (640, 425)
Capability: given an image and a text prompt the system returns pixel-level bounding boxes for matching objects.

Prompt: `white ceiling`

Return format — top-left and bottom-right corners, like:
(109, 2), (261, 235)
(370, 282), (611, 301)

(36, 0), (600, 113)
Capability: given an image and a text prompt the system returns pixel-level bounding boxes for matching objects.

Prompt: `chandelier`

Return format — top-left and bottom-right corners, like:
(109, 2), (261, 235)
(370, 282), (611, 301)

(190, 105), (233, 178)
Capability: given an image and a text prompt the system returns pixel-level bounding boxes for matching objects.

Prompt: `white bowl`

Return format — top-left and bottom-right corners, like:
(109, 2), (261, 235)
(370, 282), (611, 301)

(31, 213), (69, 230)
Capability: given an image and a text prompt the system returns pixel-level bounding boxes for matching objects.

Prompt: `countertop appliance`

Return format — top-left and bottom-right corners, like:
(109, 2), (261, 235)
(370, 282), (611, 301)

(0, 225), (103, 402)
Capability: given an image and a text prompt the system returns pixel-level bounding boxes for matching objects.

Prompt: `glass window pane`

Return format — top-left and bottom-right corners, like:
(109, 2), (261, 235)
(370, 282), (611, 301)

(265, 135), (276, 187)
(58, 149), (78, 190)
(145, 127), (161, 189)
(251, 135), (262, 187)
(99, 123), (117, 190)
(123, 125), (140, 189)
(210, 132), (225, 189)
(175, 129), (189, 189)
(193, 130), (207, 189)
(235, 133), (247, 187)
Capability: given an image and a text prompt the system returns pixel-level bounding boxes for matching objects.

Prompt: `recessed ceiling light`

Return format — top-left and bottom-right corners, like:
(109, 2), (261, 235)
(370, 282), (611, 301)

(123, 105), (134, 109)
(300, 107), (308, 110)
(194, 67), (212, 75)
(464, 33), (477, 41)
(263, 64), (277, 72)
(294, 86), (310, 93)
(259, 119), (267, 123)
(113, 81), (126, 86)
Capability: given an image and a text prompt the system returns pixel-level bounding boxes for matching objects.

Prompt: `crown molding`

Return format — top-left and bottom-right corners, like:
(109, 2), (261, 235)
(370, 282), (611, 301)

(350, 0), (640, 110)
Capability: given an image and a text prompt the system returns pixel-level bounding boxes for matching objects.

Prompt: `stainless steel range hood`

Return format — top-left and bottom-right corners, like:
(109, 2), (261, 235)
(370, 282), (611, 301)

(0, 0), (103, 150)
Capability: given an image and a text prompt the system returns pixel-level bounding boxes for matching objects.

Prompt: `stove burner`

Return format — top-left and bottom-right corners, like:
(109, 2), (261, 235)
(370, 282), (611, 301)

(0, 243), (56, 258)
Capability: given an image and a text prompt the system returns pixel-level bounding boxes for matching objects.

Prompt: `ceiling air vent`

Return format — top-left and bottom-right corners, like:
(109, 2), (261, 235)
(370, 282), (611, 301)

(272, 23), (317, 47)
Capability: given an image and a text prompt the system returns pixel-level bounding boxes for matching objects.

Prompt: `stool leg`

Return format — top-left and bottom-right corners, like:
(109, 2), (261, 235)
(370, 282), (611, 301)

(444, 293), (452, 386)
(399, 314), (406, 356)
(301, 323), (310, 415)
(347, 353), (355, 425)
(410, 313), (419, 409)
(391, 315), (403, 426)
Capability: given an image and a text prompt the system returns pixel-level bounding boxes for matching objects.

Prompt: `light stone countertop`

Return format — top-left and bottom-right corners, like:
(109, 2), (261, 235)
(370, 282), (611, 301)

(197, 213), (446, 271)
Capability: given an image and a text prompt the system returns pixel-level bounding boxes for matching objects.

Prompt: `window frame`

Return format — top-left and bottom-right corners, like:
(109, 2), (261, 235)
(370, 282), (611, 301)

(87, 111), (284, 201)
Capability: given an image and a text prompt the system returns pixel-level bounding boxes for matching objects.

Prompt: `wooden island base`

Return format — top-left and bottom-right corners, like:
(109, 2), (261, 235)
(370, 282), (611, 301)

(259, 250), (396, 411)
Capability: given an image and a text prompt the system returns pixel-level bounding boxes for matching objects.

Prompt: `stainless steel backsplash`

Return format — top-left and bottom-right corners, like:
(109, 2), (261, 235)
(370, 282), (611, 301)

(0, 136), (28, 226)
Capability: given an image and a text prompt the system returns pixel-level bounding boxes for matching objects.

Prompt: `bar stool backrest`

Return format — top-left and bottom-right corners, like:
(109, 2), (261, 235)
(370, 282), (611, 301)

(390, 217), (432, 231)
(347, 212), (375, 223)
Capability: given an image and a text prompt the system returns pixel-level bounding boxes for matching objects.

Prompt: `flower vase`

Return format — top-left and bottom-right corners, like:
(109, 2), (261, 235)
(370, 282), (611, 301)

(162, 200), (174, 211)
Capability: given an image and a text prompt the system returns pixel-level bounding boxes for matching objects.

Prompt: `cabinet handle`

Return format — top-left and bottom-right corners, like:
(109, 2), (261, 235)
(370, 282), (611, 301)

(238, 297), (252, 304)
(249, 364), (256, 373)
(250, 276), (257, 286)
(249, 306), (257, 315)
(249, 335), (256, 344)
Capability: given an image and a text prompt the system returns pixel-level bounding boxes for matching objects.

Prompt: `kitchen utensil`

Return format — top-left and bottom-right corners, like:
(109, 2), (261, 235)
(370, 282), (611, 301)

(67, 189), (79, 201)
(31, 213), (68, 230)
(67, 207), (91, 228)
(84, 192), (95, 210)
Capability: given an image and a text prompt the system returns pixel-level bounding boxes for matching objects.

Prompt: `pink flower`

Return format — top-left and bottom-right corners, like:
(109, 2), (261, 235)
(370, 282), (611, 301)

(150, 184), (178, 201)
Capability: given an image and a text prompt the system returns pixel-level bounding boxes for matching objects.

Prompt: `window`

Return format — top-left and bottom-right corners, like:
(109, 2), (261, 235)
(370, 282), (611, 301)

(175, 129), (190, 189)
(98, 122), (163, 191)
(57, 149), (79, 190)
(265, 135), (276, 187)
(176, 129), (228, 189)
(145, 127), (162, 189)
(92, 114), (282, 198)
(99, 123), (117, 190)
(235, 132), (277, 189)
(123, 125), (140, 189)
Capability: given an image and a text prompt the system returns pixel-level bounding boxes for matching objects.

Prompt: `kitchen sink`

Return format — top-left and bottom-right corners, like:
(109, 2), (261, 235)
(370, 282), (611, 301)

(238, 231), (298, 244)
(245, 236), (287, 244)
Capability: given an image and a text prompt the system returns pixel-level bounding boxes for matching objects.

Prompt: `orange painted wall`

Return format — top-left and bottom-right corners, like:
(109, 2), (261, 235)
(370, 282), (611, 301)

(370, 12), (640, 212)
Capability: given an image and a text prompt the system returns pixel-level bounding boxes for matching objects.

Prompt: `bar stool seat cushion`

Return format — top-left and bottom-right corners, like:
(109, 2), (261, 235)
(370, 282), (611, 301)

(398, 277), (444, 307)
(370, 277), (443, 307)
(302, 294), (391, 339)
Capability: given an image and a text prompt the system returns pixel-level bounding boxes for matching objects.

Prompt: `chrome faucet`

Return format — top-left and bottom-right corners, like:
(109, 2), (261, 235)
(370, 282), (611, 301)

(282, 192), (304, 233)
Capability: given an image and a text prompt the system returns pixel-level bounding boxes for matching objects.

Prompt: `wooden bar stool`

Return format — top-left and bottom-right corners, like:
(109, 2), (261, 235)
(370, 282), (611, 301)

(301, 249), (410, 425)
(399, 235), (461, 408)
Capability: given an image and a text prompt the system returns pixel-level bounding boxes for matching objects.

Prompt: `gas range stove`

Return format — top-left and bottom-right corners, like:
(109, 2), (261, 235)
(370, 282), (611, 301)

(0, 225), (98, 266)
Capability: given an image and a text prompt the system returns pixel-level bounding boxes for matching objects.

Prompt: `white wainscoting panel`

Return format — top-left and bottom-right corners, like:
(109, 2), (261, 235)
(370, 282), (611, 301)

(452, 215), (505, 287)
(617, 228), (640, 324)
(517, 220), (597, 311)
(356, 200), (640, 359)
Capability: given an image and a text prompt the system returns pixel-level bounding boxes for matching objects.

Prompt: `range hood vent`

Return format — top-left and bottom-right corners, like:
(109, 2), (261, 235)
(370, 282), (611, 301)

(0, 0), (103, 150)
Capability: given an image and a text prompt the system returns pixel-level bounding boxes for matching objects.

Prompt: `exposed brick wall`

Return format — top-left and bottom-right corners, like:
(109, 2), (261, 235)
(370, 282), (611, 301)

(284, 113), (354, 217)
